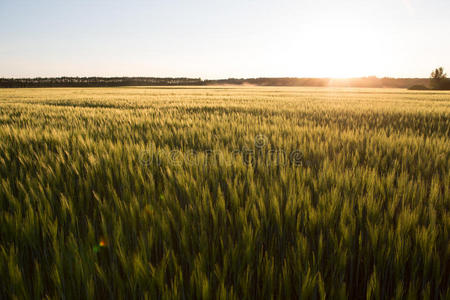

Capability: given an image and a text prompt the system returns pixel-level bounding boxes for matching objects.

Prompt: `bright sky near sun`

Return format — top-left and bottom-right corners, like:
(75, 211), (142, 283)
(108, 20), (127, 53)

(1, 0), (449, 78)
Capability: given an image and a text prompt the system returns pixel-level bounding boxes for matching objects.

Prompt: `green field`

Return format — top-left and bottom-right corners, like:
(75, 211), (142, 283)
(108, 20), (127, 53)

(0, 87), (449, 299)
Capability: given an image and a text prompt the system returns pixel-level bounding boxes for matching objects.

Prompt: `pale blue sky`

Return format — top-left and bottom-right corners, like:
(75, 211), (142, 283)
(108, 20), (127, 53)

(1, 0), (449, 78)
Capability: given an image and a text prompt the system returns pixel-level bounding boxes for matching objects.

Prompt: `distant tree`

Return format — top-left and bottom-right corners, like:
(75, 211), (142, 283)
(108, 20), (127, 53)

(430, 67), (448, 89)
(408, 84), (429, 90)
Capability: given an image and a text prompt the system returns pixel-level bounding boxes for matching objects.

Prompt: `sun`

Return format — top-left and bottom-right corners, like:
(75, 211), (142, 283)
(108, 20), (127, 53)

(289, 20), (385, 78)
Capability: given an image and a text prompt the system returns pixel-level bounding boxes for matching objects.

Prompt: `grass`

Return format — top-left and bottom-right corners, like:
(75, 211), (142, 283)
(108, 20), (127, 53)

(0, 86), (449, 299)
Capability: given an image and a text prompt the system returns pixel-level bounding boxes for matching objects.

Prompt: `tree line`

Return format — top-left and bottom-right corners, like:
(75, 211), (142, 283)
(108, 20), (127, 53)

(0, 77), (203, 88)
(0, 75), (446, 89)
(430, 67), (450, 90)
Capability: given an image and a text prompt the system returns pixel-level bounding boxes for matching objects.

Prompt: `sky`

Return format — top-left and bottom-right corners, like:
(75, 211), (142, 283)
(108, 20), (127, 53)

(1, 0), (449, 79)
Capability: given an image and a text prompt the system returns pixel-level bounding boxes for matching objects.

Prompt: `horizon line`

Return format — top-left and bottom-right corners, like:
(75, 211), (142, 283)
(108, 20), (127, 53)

(0, 75), (431, 80)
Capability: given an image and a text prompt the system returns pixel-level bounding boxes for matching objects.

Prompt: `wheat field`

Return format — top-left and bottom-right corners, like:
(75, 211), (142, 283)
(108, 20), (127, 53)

(0, 87), (449, 299)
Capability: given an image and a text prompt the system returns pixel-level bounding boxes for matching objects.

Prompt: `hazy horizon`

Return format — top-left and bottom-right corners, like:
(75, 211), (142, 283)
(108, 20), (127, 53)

(0, 75), (436, 80)
(1, 0), (450, 79)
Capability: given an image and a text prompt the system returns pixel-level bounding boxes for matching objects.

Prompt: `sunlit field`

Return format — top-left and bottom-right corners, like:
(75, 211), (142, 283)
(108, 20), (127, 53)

(1, 87), (449, 299)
